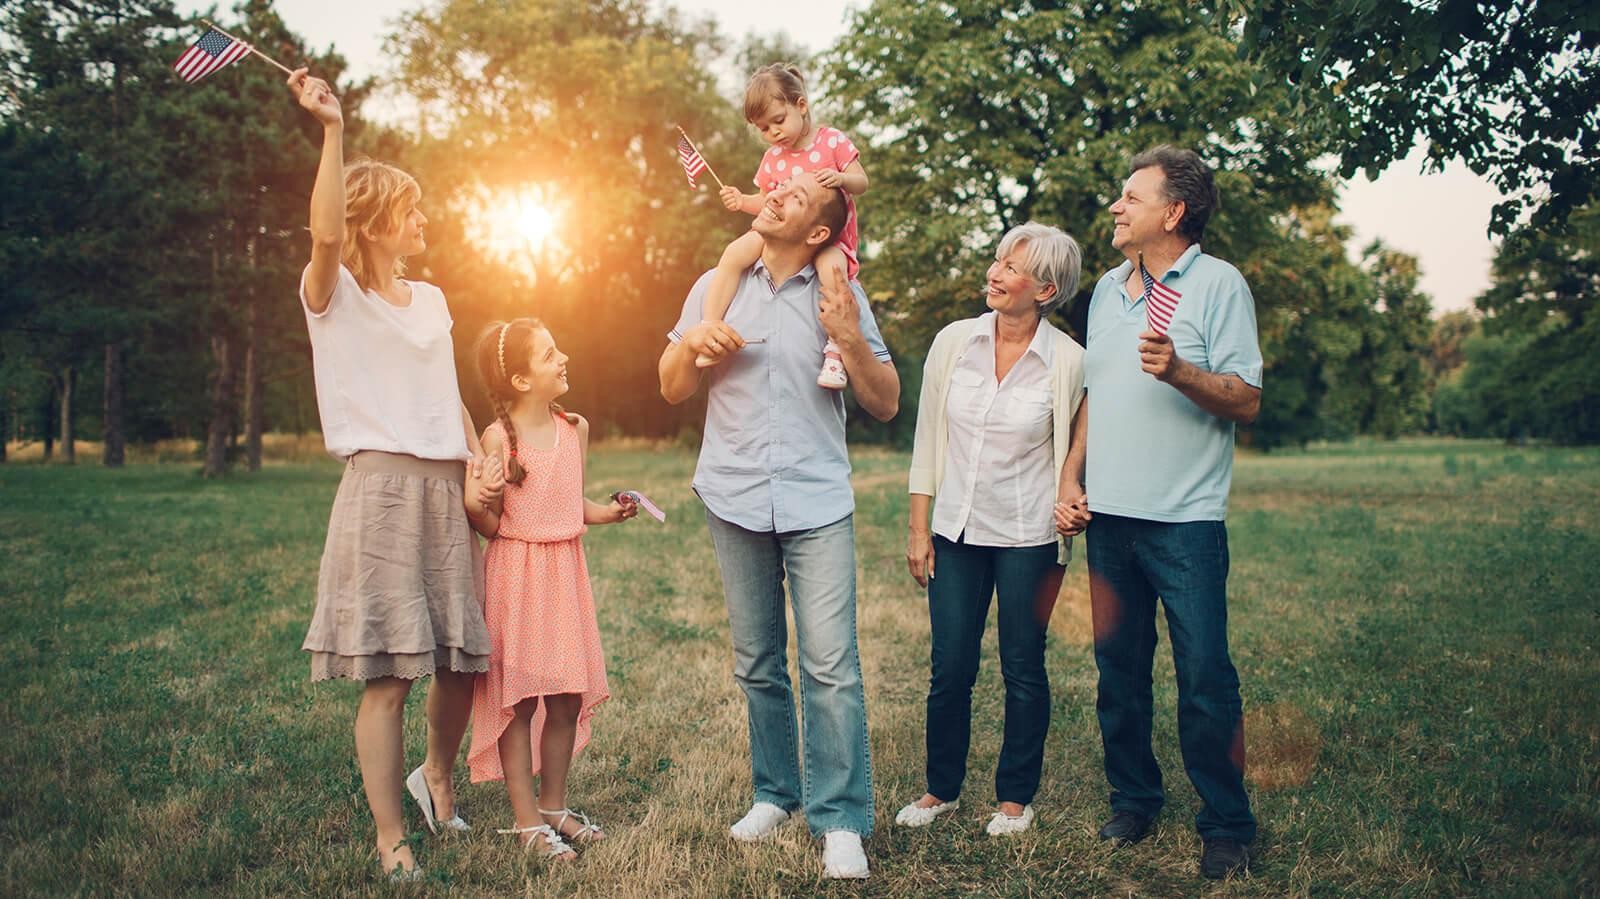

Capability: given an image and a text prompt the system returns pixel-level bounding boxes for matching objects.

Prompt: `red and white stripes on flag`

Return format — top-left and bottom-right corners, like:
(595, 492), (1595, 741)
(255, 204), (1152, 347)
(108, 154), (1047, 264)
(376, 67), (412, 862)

(677, 135), (708, 188)
(173, 27), (251, 83)
(1138, 252), (1183, 335)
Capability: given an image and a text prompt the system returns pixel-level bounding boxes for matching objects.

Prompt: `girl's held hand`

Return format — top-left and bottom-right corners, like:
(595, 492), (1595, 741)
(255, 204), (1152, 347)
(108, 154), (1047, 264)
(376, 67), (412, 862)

(719, 186), (744, 211)
(287, 67), (341, 127)
(907, 528), (935, 588)
(471, 453), (505, 509)
(611, 496), (638, 524)
(814, 168), (842, 188)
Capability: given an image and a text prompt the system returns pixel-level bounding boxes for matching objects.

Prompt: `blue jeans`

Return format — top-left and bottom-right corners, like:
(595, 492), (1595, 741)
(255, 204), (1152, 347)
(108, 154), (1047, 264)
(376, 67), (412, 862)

(1086, 514), (1256, 842)
(705, 510), (874, 836)
(925, 535), (1062, 806)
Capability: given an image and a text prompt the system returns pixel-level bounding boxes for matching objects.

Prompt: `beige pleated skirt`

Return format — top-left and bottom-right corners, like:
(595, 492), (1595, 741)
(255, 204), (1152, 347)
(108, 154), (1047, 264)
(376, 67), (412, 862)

(303, 451), (492, 681)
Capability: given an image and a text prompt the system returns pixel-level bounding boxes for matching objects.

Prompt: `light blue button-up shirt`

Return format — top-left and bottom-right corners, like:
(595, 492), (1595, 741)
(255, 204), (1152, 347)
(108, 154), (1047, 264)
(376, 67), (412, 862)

(1083, 244), (1263, 522)
(670, 261), (893, 533)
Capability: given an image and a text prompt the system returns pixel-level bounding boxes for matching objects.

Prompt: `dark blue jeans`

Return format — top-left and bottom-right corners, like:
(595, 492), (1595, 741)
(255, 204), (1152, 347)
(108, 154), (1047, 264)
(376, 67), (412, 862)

(1086, 514), (1256, 842)
(925, 534), (1063, 806)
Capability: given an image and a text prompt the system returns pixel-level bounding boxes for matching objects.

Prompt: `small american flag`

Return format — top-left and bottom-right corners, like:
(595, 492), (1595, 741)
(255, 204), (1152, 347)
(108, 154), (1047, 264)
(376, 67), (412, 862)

(1138, 252), (1182, 335)
(677, 135), (708, 188)
(174, 27), (251, 83)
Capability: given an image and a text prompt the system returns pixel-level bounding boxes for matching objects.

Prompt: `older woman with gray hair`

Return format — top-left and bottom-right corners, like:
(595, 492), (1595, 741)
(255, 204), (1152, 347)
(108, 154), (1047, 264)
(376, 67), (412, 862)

(899, 221), (1089, 835)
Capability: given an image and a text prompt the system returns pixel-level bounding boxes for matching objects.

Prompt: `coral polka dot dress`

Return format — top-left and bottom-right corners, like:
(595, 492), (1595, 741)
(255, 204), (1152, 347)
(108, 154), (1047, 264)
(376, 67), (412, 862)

(468, 413), (609, 783)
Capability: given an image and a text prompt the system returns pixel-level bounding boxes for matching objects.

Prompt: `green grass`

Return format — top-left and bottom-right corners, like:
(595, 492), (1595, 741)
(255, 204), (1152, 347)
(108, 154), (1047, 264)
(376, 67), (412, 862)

(2, 438), (1598, 897)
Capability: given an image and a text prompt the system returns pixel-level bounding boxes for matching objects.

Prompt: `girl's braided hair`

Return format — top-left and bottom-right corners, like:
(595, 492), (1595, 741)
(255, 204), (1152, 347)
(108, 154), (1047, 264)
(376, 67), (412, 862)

(473, 318), (565, 485)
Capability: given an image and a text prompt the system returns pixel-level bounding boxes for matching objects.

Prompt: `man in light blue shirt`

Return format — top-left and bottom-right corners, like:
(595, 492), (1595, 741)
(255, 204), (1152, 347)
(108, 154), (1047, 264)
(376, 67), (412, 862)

(1071, 146), (1263, 879)
(658, 171), (899, 879)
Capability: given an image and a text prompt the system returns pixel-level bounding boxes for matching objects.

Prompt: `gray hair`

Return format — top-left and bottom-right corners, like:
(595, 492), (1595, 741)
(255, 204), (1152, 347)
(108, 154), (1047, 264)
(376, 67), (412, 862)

(996, 222), (1082, 316)
(1129, 145), (1219, 243)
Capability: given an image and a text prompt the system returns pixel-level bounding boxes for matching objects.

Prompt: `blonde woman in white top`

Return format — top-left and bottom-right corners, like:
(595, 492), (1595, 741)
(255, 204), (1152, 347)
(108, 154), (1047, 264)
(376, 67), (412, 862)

(899, 222), (1090, 835)
(288, 68), (502, 881)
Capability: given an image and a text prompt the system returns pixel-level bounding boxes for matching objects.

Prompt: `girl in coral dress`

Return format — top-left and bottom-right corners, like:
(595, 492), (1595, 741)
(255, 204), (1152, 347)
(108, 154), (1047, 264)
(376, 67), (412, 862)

(467, 317), (638, 860)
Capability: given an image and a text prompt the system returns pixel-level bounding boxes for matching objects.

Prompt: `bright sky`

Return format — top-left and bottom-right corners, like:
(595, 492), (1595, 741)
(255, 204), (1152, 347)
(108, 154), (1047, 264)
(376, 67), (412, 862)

(192, 0), (1503, 313)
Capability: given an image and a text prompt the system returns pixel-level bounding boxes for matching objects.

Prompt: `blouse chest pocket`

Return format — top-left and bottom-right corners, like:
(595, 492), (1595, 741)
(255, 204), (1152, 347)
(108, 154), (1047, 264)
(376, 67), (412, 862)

(1005, 385), (1051, 415)
(945, 367), (991, 420)
(1004, 385), (1053, 439)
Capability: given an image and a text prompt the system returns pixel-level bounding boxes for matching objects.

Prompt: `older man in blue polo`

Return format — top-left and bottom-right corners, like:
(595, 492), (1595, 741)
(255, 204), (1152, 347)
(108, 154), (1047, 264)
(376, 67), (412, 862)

(1069, 146), (1262, 879)
(658, 171), (899, 880)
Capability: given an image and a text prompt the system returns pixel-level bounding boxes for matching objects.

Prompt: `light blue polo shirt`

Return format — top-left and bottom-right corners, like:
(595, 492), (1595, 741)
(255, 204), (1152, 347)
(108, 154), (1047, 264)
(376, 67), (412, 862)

(669, 260), (893, 533)
(1083, 244), (1263, 522)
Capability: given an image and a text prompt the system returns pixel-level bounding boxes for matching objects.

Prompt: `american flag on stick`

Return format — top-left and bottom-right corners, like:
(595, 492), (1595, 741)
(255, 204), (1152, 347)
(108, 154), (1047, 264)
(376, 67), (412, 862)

(173, 27), (252, 83)
(675, 126), (725, 190)
(1138, 251), (1182, 335)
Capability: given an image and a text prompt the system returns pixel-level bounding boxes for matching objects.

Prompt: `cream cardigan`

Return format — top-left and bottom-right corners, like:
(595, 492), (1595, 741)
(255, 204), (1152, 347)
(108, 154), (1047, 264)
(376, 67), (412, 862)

(908, 316), (1087, 565)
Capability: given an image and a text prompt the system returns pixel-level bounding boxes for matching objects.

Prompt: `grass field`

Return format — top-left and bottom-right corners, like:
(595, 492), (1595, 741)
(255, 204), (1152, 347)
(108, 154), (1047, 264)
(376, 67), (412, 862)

(2, 439), (1597, 897)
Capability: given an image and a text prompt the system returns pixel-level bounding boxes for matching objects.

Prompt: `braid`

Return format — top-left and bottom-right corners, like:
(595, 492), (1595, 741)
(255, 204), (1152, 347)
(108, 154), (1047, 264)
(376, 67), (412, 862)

(491, 394), (525, 484)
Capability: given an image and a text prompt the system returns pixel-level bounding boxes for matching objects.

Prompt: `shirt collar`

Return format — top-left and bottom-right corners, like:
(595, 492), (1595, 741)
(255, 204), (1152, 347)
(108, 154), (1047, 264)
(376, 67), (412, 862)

(752, 257), (818, 288)
(965, 311), (1053, 364)
(1111, 242), (1203, 284)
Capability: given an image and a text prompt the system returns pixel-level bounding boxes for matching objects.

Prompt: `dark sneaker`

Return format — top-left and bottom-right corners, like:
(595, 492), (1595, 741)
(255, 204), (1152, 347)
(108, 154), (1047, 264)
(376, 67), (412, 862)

(1200, 837), (1253, 879)
(1097, 810), (1153, 846)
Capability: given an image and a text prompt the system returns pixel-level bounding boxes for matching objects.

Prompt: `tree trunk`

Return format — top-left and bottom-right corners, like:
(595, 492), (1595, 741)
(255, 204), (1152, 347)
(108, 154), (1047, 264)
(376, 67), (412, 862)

(202, 333), (236, 478)
(41, 392), (53, 461)
(102, 342), (125, 467)
(59, 366), (76, 464)
(245, 297), (263, 471)
(0, 393), (8, 463)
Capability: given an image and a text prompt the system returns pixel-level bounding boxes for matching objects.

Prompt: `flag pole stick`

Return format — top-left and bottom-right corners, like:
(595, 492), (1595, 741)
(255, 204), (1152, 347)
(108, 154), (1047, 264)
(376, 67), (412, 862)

(675, 125), (726, 191)
(201, 19), (294, 76)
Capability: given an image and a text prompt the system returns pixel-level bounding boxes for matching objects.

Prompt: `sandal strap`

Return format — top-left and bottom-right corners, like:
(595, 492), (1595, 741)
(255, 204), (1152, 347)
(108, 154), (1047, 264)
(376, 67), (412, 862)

(495, 823), (573, 855)
(538, 806), (602, 834)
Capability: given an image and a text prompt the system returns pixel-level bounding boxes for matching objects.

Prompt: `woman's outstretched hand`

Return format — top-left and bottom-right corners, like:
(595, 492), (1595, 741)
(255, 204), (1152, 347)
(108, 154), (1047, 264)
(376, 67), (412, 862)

(287, 67), (342, 127)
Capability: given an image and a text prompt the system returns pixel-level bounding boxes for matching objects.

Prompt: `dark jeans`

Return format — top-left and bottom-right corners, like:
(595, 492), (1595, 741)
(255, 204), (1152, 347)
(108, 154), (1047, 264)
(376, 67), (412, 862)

(925, 534), (1063, 806)
(1086, 513), (1256, 842)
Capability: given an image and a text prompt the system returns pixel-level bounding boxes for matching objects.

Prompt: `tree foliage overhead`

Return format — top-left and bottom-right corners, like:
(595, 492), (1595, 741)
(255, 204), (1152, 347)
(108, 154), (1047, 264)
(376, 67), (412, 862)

(820, 0), (1430, 448)
(386, 0), (758, 435)
(1225, 0), (1600, 235)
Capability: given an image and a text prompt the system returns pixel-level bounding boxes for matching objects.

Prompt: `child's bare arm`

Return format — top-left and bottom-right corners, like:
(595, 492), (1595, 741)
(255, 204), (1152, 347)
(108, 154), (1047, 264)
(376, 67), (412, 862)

(720, 185), (769, 215)
(574, 415), (636, 525)
(703, 230), (766, 324)
(467, 428), (505, 537)
(816, 160), (869, 196)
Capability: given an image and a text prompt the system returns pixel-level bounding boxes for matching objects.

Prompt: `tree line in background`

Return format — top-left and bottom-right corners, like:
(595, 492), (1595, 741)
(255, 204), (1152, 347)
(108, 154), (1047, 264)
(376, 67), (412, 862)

(1, 0), (1594, 473)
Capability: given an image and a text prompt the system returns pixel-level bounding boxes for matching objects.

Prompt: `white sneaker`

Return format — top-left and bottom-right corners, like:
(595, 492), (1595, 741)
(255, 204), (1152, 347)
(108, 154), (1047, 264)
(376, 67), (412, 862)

(729, 802), (791, 842)
(985, 804), (1036, 836)
(822, 830), (870, 879)
(894, 796), (960, 827)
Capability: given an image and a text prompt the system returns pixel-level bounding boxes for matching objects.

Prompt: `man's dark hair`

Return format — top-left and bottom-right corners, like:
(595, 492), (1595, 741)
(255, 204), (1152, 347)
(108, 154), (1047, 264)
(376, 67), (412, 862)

(1129, 145), (1220, 243)
(815, 184), (850, 249)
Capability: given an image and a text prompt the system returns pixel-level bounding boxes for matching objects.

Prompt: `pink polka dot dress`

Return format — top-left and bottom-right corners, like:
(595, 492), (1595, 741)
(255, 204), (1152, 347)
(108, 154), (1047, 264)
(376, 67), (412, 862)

(754, 125), (862, 279)
(468, 414), (609, 783)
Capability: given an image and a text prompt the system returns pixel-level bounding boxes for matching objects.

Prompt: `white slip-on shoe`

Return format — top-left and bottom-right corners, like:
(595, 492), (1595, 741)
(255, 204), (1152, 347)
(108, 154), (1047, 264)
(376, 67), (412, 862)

(406, 766), (470, 834)
(822, 830), (870, 879)
(894, 796), (960, 827)
(729, 802), (791, 842)
(985, 804), (1036, 836)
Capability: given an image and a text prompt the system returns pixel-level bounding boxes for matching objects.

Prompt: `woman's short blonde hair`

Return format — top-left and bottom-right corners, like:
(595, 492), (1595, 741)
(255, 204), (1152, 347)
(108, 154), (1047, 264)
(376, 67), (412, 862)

(996, 221), (1082, 316)
(342, 158), (421, 290)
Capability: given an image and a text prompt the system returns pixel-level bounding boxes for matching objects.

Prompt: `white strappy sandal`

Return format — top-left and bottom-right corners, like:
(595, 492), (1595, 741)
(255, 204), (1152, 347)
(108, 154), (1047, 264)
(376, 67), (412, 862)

(539, 806), (606, 843)
(497, 823), (576, 859)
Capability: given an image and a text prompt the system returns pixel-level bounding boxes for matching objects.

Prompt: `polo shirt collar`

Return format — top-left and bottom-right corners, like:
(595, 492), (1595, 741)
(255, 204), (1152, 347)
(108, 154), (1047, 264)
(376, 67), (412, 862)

(1111, 242), (1204, 284)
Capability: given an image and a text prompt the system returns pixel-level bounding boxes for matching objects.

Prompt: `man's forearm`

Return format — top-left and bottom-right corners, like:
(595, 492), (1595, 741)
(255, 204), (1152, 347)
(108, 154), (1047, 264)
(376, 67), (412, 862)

(837, 332), (898, 421)
(1171, 364), (1260, 424)
(658, 342), (702, 404)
